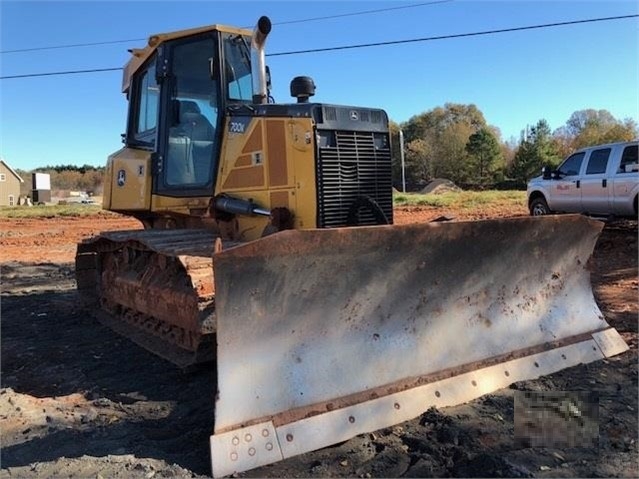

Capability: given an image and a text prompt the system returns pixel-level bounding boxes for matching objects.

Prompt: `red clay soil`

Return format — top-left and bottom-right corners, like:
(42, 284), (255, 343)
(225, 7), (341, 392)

(393, 203), (528, 224)
(0, 207), (636, 478)
(0, 215), (141, 264)
(0, 205), (529, 264)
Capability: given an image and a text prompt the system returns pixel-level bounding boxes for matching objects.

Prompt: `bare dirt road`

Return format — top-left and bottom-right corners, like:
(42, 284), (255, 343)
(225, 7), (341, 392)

(1, 208), (637, 478)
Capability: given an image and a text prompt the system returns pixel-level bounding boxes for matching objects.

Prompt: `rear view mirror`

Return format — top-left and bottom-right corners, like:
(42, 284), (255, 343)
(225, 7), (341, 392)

(266, 65), (272, 90)
(542, 166), (552, 180)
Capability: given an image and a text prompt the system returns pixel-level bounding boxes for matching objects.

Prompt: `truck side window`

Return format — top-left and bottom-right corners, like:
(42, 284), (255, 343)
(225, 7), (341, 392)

(585, 148), (610, 175)
(558, 152), (585, 176)
(617, 145), (638, 173)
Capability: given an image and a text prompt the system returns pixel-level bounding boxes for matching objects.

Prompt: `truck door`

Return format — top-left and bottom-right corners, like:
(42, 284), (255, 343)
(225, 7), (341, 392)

(581, 147), (612, 215)
(550, 151), (585, 212)
(611, 143), (639, 215)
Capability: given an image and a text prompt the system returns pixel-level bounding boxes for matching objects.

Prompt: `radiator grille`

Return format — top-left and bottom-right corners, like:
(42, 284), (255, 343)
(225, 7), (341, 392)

(316, 130), (393, 228)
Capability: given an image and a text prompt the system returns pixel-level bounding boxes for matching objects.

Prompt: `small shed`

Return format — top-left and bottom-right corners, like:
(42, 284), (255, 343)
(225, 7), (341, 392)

(0, 159), (24, 206)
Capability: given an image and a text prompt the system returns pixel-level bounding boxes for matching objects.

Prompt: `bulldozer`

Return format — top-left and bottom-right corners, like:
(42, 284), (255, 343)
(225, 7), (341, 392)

(76, 16), (628, 478)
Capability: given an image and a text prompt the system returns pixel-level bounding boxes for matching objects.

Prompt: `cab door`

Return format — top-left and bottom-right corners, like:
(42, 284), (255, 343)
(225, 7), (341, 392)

(581, 147), (612, 215)
(612, 143), (639, 215)
(154, 33), (222, 198)
(550, 151), (585, 212)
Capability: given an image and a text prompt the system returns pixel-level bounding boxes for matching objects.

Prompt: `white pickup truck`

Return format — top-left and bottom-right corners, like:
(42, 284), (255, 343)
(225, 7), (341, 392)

(527, 140), (638, 217)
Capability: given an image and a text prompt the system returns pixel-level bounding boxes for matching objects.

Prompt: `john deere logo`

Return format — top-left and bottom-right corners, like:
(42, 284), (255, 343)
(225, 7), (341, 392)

(117, 169), (126, 187)
(350, 110), (359, 121)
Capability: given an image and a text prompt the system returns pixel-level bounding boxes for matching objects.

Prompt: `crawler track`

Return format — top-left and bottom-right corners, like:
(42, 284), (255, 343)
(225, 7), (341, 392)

(75, 229), (237, 366)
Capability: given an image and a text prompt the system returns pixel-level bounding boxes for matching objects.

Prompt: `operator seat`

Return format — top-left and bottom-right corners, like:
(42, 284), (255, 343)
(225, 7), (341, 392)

(167, 100), (215, 185)
(178, 101), (214, 136)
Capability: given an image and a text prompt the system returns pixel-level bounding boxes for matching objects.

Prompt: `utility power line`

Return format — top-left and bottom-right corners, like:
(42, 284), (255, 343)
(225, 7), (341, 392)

(1, 14), (636, 80)
(258, 0), (452, 27)
(0, 38), (145, 54)
(0, 1), (452, 54)
(1, 67), (122, 80)
(268, 14), (639, 56)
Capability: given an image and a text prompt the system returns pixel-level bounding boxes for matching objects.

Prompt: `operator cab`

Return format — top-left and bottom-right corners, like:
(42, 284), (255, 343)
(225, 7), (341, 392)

(124, 27), (254, 197)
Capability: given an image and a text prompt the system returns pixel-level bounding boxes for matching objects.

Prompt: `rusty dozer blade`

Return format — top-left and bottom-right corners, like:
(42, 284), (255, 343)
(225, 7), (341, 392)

(209, 215), (628, 477)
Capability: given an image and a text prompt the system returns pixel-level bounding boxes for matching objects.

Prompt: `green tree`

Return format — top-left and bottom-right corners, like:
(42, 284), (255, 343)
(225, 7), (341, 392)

(560, 109), (638, 150)
(400, 103), (496, 186)
(433, 121), (475, 184)
(500, 137), (519, 174)
(510, 119), (561, 184)
(389, 120), (402, 187)
(404, 138), (434, 186)
(466, 127), (503, 187)
(551, 126), (574, 160)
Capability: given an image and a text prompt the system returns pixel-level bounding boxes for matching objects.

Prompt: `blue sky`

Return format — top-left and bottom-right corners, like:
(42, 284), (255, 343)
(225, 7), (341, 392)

(1, 0), (637, 171)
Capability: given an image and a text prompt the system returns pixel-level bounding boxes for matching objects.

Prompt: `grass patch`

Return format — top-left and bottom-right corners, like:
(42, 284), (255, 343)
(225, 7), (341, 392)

(0, 204), (107, 219)
(393, 190), (526, 209)
(1, 191), (526, 218)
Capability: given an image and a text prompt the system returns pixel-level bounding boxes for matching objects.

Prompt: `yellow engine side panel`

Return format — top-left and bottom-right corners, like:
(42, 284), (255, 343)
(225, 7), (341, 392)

(287, 118), (318, 228)
(106, 148), (152, 211)
(216, 115), (318, 241)
(150, 194), (211, 216)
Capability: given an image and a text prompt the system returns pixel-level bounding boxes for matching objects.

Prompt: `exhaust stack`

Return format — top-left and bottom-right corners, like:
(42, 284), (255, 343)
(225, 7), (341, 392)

(251, 16), (272, 104)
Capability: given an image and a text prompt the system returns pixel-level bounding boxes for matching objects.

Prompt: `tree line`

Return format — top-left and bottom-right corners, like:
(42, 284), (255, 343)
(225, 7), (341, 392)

(14, 106), (637, 195)
(391, 106), (637, 190)
(16, 165), (105, 197)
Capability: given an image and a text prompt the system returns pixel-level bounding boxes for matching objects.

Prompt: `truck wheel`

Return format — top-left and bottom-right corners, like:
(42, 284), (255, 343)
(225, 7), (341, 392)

(530, 197), (551, 216)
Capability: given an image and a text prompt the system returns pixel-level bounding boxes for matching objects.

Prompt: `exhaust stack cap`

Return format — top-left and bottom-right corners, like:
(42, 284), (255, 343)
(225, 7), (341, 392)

(256, 16), (272, 36)
(290, 76), (316, 103)
(251, 16), (272, 104)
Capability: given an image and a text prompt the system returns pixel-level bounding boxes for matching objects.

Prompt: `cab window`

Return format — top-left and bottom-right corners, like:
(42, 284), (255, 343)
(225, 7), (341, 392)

(558, 152), (585, 176)
(585, 148), (610, 175)
(131, 57), (159, 146)
(617, 144), (638, 173)
(223, 33), (253, 102)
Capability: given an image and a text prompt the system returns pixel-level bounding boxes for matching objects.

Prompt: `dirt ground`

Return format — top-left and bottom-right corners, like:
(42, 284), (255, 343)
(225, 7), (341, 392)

(1, 207), (637, 478)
